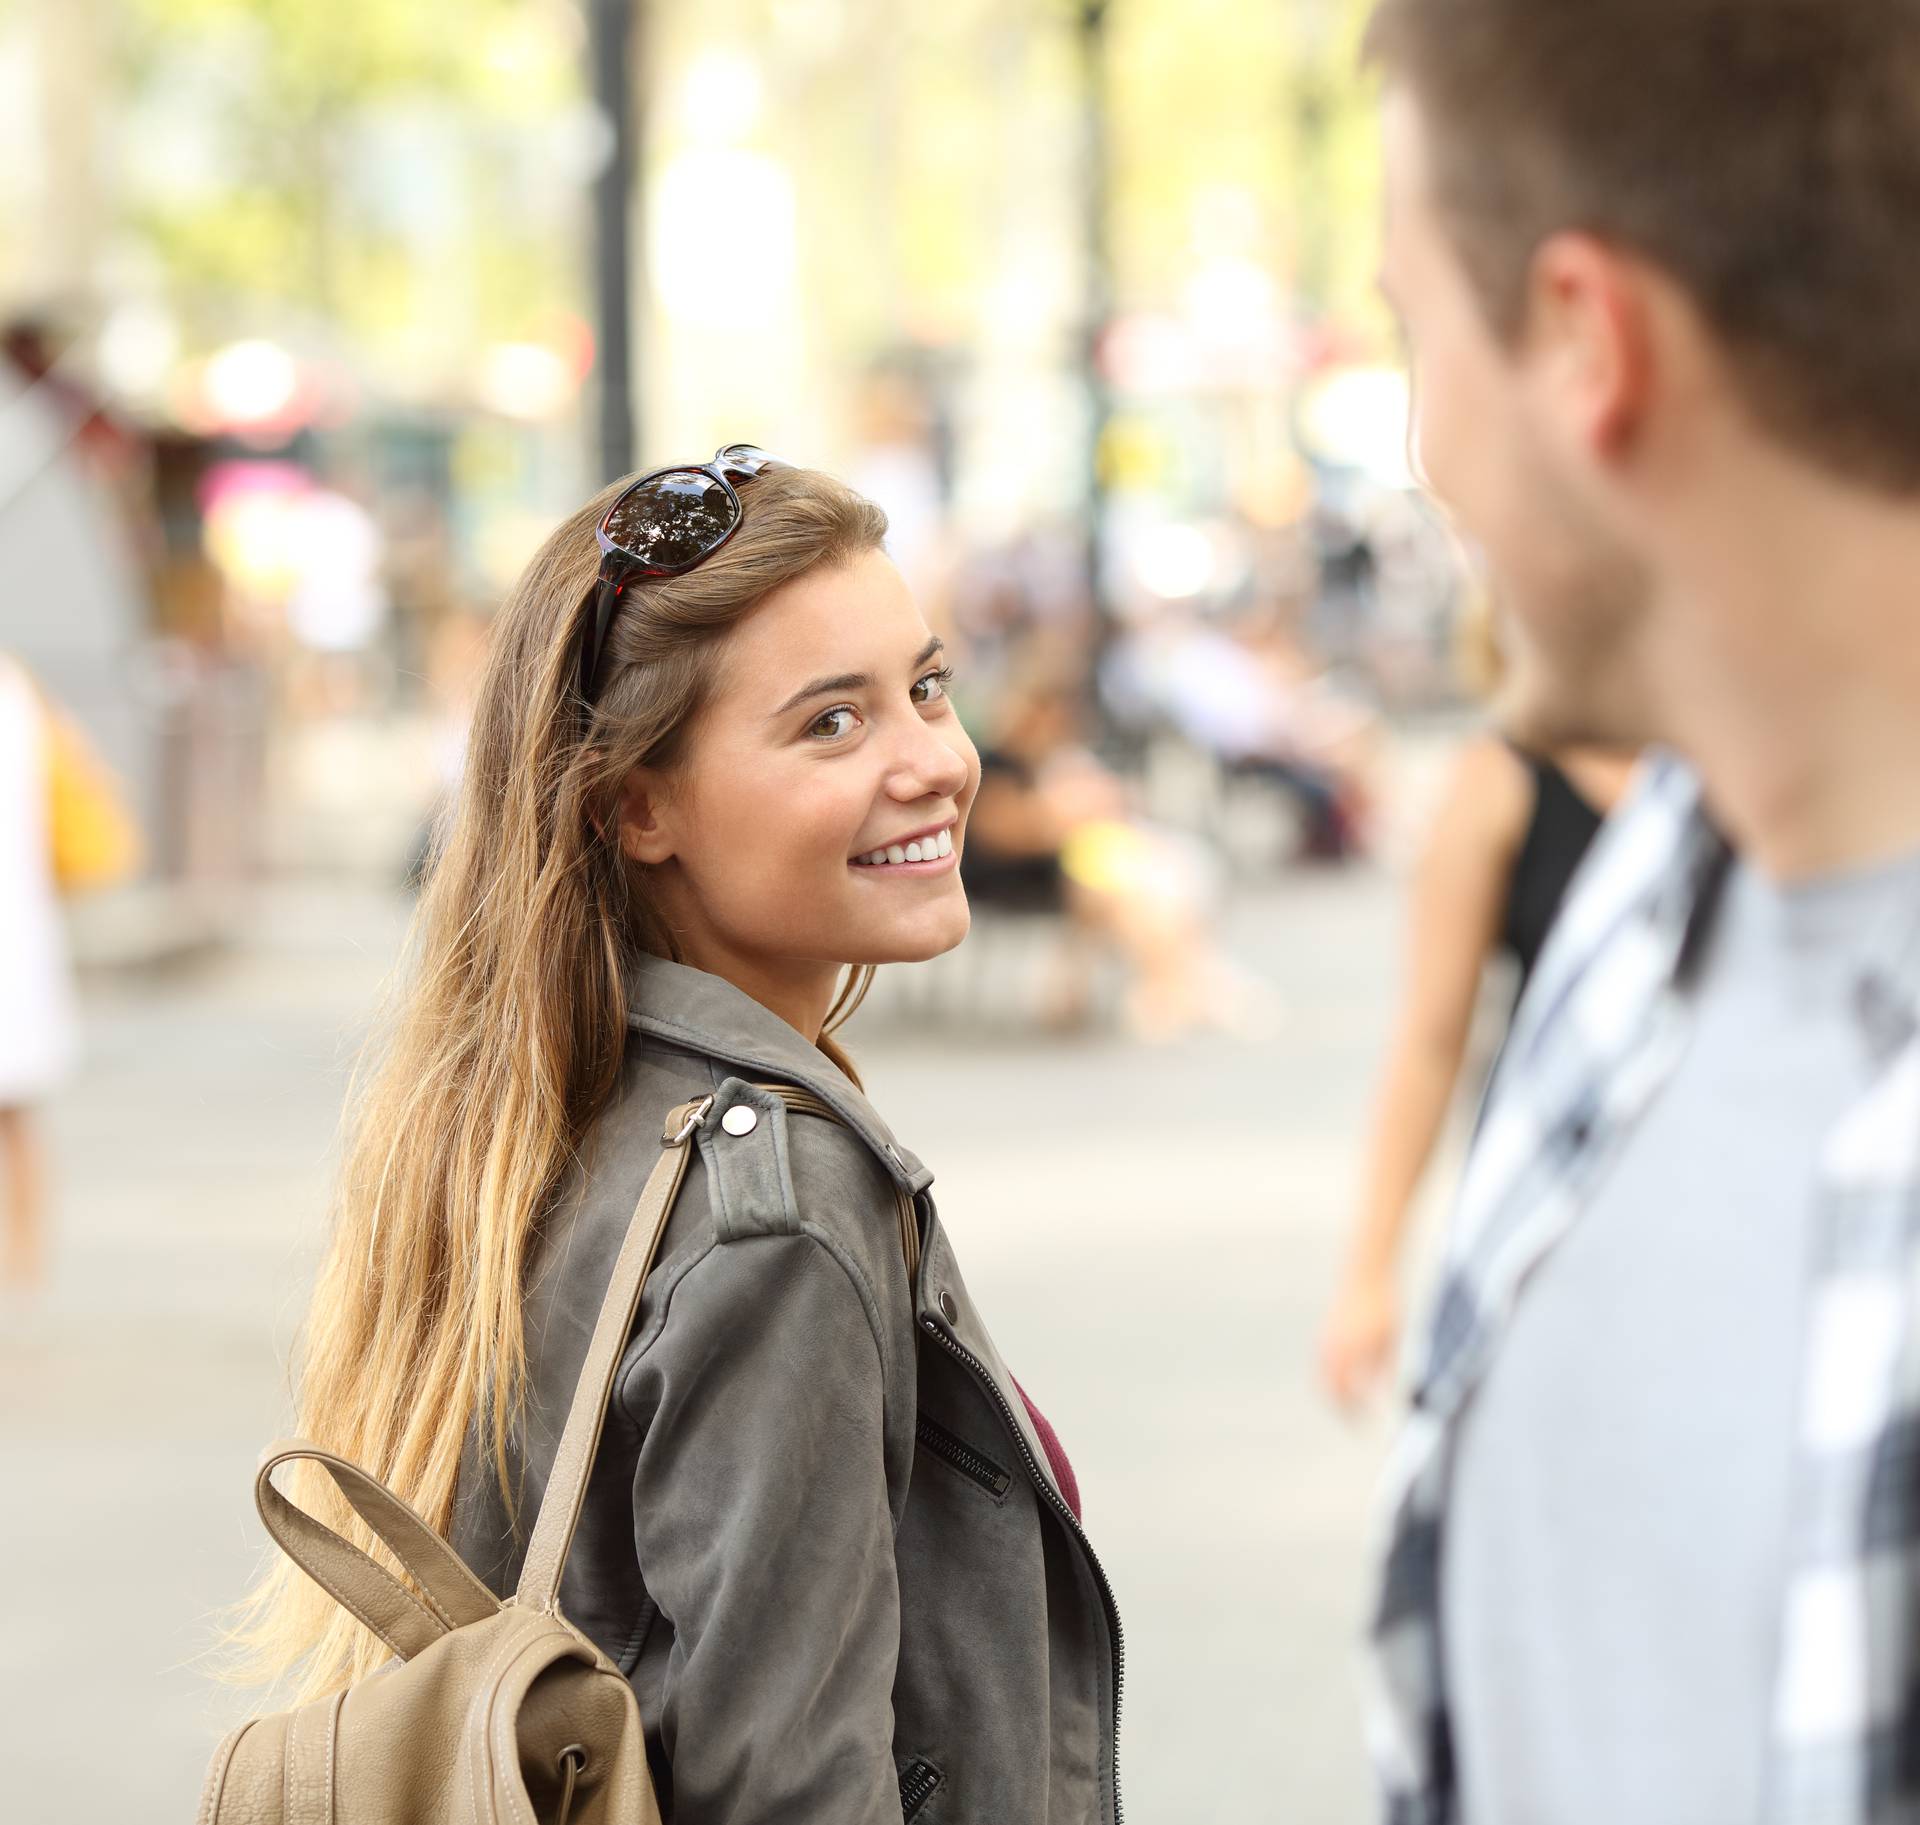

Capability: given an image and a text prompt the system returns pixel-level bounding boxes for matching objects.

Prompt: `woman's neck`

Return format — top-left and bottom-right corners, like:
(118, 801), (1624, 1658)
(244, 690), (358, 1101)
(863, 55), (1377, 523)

(670, 930), (842, 1046)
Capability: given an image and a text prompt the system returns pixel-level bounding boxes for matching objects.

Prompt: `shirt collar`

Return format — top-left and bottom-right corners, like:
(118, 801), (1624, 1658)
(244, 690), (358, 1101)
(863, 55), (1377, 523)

(622, 949), (933, 1196)
(1665, 763), (1920, 1060)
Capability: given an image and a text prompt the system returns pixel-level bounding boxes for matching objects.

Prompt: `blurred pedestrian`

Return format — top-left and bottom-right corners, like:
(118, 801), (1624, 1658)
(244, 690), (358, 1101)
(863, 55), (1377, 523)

(225, 455), (1123, 1823)
(1362, 3), (1920, 1821)
(1319, 726), (1636, 1408)
(1320, 599), (1638, 1407)
(0, 653), (80, 1290)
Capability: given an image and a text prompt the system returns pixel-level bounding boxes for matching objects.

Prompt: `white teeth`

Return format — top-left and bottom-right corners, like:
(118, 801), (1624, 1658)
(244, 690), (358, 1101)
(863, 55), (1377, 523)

(854, 832), (953, 867)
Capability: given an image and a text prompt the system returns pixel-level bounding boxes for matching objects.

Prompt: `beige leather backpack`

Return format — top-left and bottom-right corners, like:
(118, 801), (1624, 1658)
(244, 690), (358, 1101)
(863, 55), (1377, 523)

(198, 1087), (920, 1825)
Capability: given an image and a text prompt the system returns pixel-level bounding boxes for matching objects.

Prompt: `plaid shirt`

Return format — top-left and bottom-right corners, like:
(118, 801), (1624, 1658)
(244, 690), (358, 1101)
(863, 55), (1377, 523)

(1367, 754), (1920, 1825)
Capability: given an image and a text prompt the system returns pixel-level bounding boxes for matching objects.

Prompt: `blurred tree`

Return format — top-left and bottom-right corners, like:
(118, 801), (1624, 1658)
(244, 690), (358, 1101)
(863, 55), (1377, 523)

(1106, 0), (1381, 327)
(114, 0), (589, 382)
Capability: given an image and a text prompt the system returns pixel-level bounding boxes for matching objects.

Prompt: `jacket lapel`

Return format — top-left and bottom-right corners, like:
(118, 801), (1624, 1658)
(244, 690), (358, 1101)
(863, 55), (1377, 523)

(624, 951), (934, 1199)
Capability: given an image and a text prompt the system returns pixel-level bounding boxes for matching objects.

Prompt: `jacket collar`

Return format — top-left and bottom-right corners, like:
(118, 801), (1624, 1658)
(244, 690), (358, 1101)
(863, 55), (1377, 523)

(623, 950), (933, 1196)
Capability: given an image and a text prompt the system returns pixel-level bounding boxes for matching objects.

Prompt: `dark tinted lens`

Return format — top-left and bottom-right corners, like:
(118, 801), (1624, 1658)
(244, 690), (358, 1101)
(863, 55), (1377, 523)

(602, 470), (737, 571)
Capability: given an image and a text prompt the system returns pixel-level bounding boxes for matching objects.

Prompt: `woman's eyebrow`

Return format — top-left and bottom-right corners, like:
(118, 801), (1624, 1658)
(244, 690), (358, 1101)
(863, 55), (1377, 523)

(769, 636), (945, 719)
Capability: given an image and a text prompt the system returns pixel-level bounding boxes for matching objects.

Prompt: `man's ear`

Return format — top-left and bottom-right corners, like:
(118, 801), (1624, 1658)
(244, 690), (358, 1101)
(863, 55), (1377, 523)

(615, 766), (677, 865)
(1527, 232), (1655, 463)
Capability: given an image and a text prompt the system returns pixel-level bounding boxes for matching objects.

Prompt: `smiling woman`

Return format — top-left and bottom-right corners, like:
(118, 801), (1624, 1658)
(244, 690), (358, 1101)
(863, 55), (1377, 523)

(220, 460), (1124, 1825)
(611, 540), (977, 1032)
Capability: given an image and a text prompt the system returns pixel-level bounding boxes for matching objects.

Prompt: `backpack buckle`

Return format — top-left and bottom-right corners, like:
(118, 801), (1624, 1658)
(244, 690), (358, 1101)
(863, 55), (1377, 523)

(663, 1095), (715, 1146)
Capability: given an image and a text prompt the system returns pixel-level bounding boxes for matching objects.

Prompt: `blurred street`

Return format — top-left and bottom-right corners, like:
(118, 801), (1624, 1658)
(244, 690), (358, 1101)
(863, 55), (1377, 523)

(0, 749), (1465, 1823)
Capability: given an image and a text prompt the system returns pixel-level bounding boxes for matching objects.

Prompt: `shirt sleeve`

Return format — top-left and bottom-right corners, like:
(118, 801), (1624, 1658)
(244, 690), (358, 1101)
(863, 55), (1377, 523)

(617, 1230), (901, 1825)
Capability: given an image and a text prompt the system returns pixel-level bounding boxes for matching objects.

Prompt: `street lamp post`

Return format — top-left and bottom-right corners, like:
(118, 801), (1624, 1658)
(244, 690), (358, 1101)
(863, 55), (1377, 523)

(1075, 1), (1115, 657)
(589, 0), (644, 482)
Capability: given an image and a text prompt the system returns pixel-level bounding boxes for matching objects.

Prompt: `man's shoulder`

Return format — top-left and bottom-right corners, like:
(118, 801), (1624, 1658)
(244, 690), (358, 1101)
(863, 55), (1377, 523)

(1526, 752), (1718, 989)
(1583, 750), (1709, 884)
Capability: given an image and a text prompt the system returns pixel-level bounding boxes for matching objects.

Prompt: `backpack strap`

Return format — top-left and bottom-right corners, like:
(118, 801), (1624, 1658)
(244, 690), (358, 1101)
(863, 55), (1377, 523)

(515, 1083), (918, 1614)
(766, 1082), (922, 1284)
(514, 1095), (708, 1613)
(253, 1440), (502, 1660)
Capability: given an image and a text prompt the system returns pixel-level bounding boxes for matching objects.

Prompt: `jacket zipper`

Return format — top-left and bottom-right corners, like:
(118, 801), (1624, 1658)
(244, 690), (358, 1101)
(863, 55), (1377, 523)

(919, 1315), (1125, 1825)
(897, 1756), (942, 1819)
(757, 1088), (1109, 1809)
(916, 1414), (1013, 1499)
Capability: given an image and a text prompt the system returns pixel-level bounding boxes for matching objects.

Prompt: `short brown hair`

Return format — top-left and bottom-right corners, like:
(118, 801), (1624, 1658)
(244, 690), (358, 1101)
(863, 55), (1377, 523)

(1366, 0), (1920, 492)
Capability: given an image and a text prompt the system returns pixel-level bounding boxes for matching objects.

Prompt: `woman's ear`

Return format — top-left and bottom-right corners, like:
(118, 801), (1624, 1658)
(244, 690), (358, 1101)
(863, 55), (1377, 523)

(615, 767), (677, 865)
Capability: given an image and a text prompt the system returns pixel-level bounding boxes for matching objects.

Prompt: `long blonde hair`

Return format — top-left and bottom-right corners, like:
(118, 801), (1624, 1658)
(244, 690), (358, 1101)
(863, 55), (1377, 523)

(229, 465), (889, 1701)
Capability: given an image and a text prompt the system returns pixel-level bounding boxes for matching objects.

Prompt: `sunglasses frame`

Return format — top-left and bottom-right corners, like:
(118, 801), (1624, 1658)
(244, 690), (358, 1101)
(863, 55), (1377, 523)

(577, 443), (786, 703)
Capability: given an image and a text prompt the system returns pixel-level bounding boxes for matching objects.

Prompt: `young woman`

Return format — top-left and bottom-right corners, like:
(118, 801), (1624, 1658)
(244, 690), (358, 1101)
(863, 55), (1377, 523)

(236, 452), (1123, 1825)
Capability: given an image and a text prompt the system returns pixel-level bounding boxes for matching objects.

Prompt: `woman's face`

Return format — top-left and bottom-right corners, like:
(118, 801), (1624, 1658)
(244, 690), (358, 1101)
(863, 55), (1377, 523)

(620, 547), (979, 1033)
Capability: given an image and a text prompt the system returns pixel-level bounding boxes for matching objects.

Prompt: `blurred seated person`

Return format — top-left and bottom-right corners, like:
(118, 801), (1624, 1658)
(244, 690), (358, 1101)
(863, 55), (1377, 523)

(966, 671), (1266, 1040)
(1234, 606), (1383, 859)
(1124, 608), (1377, 861)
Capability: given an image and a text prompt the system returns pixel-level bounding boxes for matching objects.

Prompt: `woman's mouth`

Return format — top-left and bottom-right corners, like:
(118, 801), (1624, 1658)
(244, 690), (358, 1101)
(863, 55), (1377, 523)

(850, 826), (956, 871)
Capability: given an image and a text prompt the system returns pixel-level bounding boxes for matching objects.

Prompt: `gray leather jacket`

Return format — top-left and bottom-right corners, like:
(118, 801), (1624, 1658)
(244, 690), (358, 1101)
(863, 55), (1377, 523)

(450, 953), (1124, 1825)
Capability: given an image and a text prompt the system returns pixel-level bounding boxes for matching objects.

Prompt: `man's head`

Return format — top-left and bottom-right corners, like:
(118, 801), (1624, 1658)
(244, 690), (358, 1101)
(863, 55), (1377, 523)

(1368, 0), (1920, 748)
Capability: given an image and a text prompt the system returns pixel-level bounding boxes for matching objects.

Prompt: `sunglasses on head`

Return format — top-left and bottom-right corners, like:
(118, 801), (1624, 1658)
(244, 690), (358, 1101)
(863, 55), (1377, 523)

(577, 442), (788, 702)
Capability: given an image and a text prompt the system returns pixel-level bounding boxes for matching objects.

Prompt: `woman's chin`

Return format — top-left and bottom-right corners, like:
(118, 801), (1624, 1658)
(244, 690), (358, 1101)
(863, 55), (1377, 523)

(849, 897), (972, 967)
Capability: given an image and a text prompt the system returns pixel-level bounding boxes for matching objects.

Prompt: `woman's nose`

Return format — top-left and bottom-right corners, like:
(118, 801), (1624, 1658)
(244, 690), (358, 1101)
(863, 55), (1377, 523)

(887, 718), (972, 803)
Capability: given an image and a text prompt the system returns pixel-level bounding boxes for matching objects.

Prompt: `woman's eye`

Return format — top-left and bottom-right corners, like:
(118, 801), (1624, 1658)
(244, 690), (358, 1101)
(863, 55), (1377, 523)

(808, 706), (859, 740)
(911, 666), (955, 706)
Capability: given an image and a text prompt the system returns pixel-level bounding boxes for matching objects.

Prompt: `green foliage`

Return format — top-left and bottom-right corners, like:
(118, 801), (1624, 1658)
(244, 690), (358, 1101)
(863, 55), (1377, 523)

(95, 0), (1391, 401)
(120, 0), (540, 108)
(1107, 0), (1382, 321)
(113, 0), (583, 364)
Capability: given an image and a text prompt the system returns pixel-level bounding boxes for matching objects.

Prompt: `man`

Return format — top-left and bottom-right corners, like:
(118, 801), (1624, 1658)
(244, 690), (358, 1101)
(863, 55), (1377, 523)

(1360, 3), (1920, 1821)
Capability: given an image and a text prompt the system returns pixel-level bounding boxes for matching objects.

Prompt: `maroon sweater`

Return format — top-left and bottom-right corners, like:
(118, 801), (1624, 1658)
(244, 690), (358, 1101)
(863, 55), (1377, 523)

(1012, 1378), (1082, 1521)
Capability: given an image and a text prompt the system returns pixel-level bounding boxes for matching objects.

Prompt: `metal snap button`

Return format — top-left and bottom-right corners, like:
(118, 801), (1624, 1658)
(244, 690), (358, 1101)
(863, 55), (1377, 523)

(721, 1104), (758, 1137)
(939, 1291), (959, 1324)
